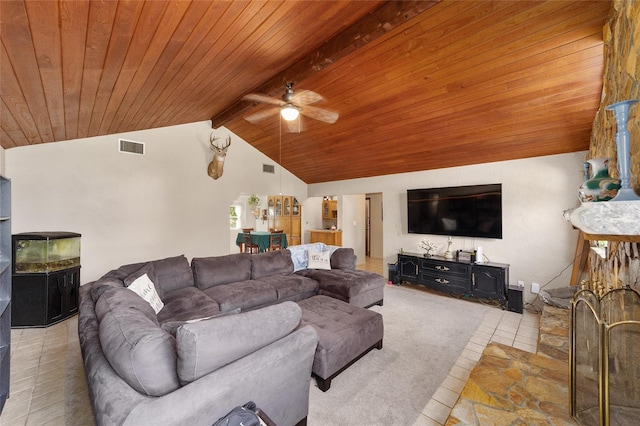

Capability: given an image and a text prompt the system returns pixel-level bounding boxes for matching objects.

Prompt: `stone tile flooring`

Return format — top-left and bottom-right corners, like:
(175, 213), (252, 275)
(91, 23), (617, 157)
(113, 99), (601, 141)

(0, 318), (77, 425)
(444, 305), (573, 426)
(413, 307), (542, 425)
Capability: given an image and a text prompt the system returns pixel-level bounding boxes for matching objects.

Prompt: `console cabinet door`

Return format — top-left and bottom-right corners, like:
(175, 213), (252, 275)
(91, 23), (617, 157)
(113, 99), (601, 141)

(398, 255), (419, 282)
(472, 265), (507, 304)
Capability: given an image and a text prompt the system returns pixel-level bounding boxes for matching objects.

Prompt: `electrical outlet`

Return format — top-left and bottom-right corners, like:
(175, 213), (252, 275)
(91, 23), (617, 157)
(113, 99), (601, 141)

(531, 282), (540, 294)
(517, 280), (525, 288)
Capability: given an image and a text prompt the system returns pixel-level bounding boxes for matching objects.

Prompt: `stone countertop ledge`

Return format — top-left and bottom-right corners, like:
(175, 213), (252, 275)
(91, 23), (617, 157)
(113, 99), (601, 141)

(564, 200), (640, 236)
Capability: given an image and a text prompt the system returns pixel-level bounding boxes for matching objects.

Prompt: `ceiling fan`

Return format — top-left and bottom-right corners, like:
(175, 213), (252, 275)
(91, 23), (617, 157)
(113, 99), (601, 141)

(242, 83), (339, 131)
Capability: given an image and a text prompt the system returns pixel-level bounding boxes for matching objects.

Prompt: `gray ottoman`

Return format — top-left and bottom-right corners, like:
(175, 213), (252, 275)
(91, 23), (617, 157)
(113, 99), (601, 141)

(297, 295), (383, 391)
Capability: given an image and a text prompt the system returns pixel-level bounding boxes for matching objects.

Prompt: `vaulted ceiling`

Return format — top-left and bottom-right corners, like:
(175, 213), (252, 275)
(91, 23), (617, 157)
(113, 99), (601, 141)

(1, 0), (611, 184)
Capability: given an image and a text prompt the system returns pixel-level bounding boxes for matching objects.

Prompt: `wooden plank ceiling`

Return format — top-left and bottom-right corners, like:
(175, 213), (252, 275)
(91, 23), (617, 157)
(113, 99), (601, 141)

(1, 0), (611, 184)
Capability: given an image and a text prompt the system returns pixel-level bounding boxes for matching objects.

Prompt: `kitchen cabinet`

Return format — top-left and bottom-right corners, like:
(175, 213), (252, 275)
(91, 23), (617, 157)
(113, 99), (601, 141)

(322, 200), (338, 220)
(309, 230), (342, 246)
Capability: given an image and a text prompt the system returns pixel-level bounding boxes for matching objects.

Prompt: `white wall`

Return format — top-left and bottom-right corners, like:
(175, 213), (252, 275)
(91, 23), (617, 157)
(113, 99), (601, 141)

(301, 197), (324, 243)
(338, 194), (366, 262)
(4, 122), (587, 305)
(309, 152), (587, 304)
(5, 121), (307, 283)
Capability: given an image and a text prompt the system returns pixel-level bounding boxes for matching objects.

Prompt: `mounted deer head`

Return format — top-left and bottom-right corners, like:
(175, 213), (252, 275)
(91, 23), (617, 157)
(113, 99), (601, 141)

(207, 134), (231, 180)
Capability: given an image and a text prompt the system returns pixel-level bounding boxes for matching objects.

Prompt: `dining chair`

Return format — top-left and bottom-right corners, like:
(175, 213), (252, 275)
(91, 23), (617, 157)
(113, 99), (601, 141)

(242, 231), (260, 254)
(242, 228), (254, 233)
(268, 230), (284, 251)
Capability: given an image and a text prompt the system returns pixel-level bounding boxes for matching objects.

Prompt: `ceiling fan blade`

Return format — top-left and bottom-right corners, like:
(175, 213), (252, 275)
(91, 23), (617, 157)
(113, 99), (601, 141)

(244, 106), (280, 123)
(243, 93), (284, 106)
(300, 105), (339, 124)
(291, 90), (324, 105)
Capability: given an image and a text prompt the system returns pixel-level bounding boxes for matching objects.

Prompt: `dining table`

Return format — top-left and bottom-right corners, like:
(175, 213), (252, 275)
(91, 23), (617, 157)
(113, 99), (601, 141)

(236, 231), (288, 253)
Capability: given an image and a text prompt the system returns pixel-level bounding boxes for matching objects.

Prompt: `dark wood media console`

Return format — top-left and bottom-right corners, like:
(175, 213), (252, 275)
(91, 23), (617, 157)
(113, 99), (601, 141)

(397, 252), (509, 308)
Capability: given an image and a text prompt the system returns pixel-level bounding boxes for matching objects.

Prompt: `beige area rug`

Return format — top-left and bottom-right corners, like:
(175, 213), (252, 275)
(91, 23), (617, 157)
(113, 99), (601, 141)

(64, 285), (492, 425)
(307, 284), (491, 425)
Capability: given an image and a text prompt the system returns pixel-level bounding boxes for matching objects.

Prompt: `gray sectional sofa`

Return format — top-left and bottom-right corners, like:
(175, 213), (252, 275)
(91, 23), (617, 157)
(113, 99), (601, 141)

(78, 245), (384, 426)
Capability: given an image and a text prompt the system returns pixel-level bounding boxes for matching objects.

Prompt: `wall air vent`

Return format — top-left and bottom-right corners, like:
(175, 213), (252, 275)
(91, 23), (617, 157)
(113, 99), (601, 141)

(118, 139), (145, 155)
(263, 164), (275, 174)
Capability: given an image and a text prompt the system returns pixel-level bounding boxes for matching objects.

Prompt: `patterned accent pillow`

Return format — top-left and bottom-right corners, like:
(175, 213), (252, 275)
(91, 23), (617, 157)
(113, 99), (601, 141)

(308, 249), (331, 270)
(127, 273), (164, 314)
(289, 243), (327, 271)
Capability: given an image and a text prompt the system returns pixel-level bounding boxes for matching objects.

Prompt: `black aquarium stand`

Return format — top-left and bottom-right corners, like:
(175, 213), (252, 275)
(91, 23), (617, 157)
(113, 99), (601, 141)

(11, 232), (81, 328)
(397, 252), (509, 309)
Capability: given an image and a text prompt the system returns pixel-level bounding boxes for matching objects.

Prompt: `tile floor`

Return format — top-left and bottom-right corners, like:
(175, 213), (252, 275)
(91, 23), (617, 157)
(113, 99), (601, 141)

(414, 307), (540, 426)
(1, 316), (78, 426)
(360, 256), (542, 426)
(0, 257), (539, 426)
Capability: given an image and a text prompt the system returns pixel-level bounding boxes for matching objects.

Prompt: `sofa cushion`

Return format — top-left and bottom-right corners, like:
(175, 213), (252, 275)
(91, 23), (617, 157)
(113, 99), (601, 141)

(175, 301), (302, 384)
(251, 249), (294, 279)
(161, 309), (240, 336)
(124, 263), (165, 300)
(157, 286), (220, 323)
(149, 255), (194, 293)
(191, 253), (252, 290)
(257, 274), (319, 301)
(330, 247), (357, 270)
(202, 280), (278, 312)
(96, 287), (180, 397)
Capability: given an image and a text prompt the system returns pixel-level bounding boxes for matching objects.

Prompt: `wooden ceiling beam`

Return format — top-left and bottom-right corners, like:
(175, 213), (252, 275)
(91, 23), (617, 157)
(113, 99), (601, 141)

(210, 0), (441, 128)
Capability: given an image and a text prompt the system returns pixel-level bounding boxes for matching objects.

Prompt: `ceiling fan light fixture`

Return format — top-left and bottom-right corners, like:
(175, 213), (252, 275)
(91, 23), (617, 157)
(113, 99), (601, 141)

(281, 104), (299, 121)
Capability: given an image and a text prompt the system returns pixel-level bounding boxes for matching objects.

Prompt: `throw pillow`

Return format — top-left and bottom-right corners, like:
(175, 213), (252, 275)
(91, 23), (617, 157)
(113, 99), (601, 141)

(127, 273), (165, 314)
(124, 263), (165, 300)
(308, 249), (331, 270)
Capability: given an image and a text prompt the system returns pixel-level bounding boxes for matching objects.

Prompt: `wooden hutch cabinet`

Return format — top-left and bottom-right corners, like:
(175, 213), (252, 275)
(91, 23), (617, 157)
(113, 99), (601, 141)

(267, 195), (302, 246)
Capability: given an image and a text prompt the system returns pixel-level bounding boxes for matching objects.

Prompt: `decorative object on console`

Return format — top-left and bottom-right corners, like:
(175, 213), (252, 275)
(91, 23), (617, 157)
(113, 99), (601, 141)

(418, 238), (439, 257)
(444, 236), (454, 259)
(577, 158), (620, 202)
(605, 99), (640, 201)
(475, 246), (484, 263)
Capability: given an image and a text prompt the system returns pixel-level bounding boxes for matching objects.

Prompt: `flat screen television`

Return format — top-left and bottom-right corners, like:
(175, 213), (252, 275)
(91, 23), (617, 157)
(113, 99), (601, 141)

(407, 184), (502, 239)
